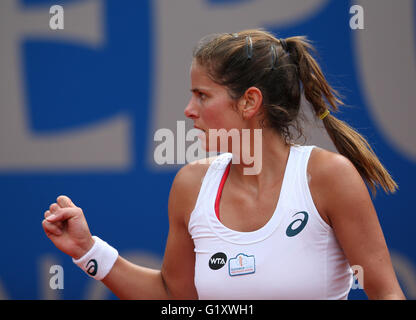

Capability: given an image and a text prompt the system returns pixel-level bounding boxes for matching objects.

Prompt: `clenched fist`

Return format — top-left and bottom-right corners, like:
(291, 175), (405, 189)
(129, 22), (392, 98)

(42, 195), (95, 259)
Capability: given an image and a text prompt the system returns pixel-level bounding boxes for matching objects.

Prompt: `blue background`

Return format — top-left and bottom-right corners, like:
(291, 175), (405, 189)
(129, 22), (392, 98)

(0, 0), (415, 299)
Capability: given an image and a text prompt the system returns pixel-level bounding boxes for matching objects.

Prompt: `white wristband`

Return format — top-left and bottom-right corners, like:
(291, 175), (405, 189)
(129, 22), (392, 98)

(72, 236), (119, 281)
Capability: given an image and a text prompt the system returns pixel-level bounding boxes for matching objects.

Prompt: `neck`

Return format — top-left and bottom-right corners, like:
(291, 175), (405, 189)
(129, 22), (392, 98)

(229, 127), (291, 191)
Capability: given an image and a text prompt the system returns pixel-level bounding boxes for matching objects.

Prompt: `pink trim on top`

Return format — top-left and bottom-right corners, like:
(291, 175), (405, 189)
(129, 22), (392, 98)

(214, 162), (231, 222)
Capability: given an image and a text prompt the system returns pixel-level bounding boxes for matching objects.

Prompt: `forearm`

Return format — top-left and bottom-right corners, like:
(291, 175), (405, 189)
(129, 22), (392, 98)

(101, 256), (169, 300)
(367, 291), (406, 300)
(365, 280), (406, 300)
(377, 293), (406, 300)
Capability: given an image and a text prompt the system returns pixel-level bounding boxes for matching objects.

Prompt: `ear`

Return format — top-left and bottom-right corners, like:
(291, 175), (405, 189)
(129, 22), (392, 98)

(238, 87), (263, 120)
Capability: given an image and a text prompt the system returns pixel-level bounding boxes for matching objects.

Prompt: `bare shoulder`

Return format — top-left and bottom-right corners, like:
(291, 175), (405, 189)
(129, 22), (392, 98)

(307, 147), (368, 226)
(308, 147), (359, 179)
(168, 156), (220, 226)
(172, 156), (219, 192)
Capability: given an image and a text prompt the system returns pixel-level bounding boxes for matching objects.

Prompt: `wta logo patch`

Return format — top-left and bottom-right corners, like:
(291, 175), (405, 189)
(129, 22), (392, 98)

(209, 252), (227, 270)
(228, 253), (255, 276)
(286, 211), (309, 237)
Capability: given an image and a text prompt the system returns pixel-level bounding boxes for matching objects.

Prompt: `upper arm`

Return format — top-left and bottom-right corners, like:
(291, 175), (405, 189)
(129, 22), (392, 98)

(160, 160), (211, 299)
(309, 148), (405, 299)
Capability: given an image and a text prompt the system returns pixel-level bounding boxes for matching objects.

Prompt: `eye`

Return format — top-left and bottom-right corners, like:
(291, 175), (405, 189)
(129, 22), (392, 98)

(196, 91), (207, 103)
(190, 89), (208, 102)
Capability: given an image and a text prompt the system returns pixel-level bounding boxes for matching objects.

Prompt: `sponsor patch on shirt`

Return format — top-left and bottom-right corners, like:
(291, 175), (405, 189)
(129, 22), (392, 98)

(209, 252), (227, 270)
(228, 253), (255, 276)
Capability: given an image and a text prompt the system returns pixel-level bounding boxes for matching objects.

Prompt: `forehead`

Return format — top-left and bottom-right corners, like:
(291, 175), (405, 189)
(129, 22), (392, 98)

(189, 61), (223, 92)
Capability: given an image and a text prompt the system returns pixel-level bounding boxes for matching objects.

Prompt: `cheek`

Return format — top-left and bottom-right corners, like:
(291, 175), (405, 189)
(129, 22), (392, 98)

(201, 101), (241, 129)
(200, 108), (223, 128)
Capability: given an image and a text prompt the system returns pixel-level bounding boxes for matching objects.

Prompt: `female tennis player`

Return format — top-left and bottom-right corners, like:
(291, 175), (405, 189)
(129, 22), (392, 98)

(42, 29), (405, 299)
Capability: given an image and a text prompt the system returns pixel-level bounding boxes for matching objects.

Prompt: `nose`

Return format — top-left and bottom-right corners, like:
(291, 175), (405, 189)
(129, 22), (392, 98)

(184, 98), (199, 119)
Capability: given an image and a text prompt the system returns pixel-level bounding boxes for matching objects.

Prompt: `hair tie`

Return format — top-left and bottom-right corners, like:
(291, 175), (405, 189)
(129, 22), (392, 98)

(319, 109), (330, 120)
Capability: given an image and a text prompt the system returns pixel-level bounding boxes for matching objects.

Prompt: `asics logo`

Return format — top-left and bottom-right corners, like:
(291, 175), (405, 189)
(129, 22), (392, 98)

(86, 259), (98, 276)
(286, 211), (309, 237)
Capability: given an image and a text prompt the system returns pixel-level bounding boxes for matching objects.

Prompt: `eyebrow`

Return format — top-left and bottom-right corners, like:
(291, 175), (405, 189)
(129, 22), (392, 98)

(190, 87), (210, 93)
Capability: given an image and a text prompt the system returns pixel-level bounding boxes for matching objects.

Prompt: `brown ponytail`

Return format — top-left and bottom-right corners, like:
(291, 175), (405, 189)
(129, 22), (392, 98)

(286, 36), (398, 195)
(193, 29), (398, 195)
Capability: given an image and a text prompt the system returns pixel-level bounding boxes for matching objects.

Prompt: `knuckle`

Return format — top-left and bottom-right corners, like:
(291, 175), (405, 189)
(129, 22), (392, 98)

(44, 221), (57, 231)
(56, 195), (67, 205)
(42, 219), (51, 229)
(56, 197), (63, 206)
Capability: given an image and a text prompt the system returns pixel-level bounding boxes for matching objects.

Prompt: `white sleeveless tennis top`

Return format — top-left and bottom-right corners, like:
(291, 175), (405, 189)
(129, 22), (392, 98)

(188, 145), (353, 300)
